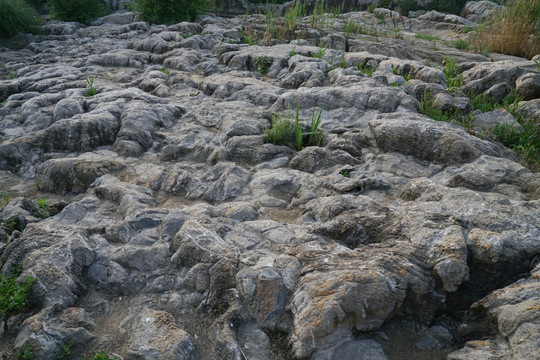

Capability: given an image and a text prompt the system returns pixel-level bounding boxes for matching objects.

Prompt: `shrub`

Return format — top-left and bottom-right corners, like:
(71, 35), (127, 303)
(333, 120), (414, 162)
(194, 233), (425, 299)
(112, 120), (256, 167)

(47, 0), (109, 24)
(475, 0), (540, 59)
(133, 0), (213, 24)
(0, 0), (40, 39)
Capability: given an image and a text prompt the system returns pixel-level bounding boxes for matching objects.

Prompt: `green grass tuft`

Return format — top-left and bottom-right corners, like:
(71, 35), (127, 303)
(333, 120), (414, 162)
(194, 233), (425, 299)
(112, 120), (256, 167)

(47, 0), (109, 24)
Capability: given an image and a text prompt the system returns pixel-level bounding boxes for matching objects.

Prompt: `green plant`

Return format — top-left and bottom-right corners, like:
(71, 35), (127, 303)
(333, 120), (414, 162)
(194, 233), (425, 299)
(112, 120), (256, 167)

(1, 214), (20, 241)
(86, 76), (97, 97)
(133, 0), (212, 24)
(14, 343), (34, 360)
(367, 4), (376, 12)
(314, 42), (326, 59)
(414, 33), (439, 41)
(337, 53), (347, 69)
(34, 180), (40, 191)
(419, 91), (452, 122)
(357, 63), (376, 77)
(87, 351), (119, 360)
(463, 25), (474, 34)
(442, 56), (463, 92)
(391, 81), (399, 87)
(340, 169), (350, 177)
(284, 0), (306, 32)
(343, 19), (365, 38)
(36, 197), (50, 219)
(263, 113), (294, 145)
(392, 27), (403, 39)
(307, 107), (323, 146)
(455, 39), (469, 50)
(403, 73), (411, 82)
(8, 70), (16, 79)
(47, 0), (109, 24)
(474, 0), (539, 59)
(1, 192), (10, 206)
(60, 339), (75, 359)
(159, 68), (170, 75)
(255, 55), (272, 75)
(0, 267), (36, 318)
(534, 58), (540, 70)
(289, 46), (298, 57)
(0, 0), (40, 39)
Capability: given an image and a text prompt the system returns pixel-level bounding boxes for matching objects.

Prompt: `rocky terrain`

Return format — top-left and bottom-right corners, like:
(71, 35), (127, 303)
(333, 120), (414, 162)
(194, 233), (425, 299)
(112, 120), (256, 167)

(1, 1), (540, 359)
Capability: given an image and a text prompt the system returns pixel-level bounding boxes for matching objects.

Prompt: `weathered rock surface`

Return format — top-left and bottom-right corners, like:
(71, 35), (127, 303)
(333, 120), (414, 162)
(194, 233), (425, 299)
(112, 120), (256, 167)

(0, 2), (539, 360)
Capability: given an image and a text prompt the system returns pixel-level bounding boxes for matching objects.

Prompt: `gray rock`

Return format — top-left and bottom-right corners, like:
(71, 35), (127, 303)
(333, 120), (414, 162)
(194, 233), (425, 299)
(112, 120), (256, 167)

(127, 309), (199, 360)
(473, 108), (524, 133)
(516, 72), (540, 100)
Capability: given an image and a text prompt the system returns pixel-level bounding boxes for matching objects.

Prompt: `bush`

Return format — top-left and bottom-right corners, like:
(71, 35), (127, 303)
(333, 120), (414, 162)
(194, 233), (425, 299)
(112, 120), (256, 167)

(47, 0), (109, 24)
(475, 0), (540, 59)
(133, 0), (213, 24)
(0, 0), (40, 39)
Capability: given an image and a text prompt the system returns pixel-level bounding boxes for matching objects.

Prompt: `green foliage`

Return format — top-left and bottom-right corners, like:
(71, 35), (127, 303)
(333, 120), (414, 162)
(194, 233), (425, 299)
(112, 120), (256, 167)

(314, 42), (326, 59)
(494, 120), (540, 171)
(419, 92), (452, 122)
(0, 0), (40, 39)
(132, 0), (212, 24)
(1, 214), (20, 241)
(86, 76), (97, 97)
(534, 58), (540, 70)
(264, 105), (323, 150)
(357, 63), (376, 77)
(263, 113), (293, 145)
(289, 46), (297, 57)
(255, 55), (272, 75)
(8, 70), (17, 79)
(284, 0), (305, 32)
(307, 107), (323, 147)
(343, 19), (365, 38)
(86, 351), (119, 360)
(414, 33), (439, 41)
(60, 339), (75, 359)
(442, 56), (463, 92)
(403, 73), (411, 82)
(36, 197), (51, 219)
(0, 267), (36, 318)
(455, 39), (469, 50)
(1, 192), (10, 206)
(340, 169), (349, 177)
(14, 343), (34, 360)
(159, 68), (170, 75)
(47, 0), (109, 24)
(367, 4), (376, 13)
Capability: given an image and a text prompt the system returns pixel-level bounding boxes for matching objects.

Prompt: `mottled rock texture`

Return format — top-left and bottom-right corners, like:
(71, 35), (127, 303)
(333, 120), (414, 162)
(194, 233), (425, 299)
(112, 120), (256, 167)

(0, 2), (539, 360)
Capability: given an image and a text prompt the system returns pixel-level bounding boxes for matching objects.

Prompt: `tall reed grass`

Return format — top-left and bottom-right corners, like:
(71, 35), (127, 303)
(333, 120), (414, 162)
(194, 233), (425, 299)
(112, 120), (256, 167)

(0, 0), (40, 38)
(475, 0), (540, 59)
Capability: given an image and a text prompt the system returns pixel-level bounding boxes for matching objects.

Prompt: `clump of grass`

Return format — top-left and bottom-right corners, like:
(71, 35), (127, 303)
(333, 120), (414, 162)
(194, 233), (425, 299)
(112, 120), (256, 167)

(442, 56), (464, 92)
(454, 39), (469, 50)
(36, 197), (51, 219)
(86, 76), (97, 96)
(314, 42), (326, 59)
(159, 68), (170, 75)
(343, 19), (365, 38)
(8, 70), (17, 79)
(255, 55), (272, 75)
(0, 267), (36, 317)
(357, 63), (376, 77)
(0, 0), (40, 39)
(264, 113), (294, 145)
(264, 105), (323, 150)
(414, 33), (439, 41)
(367, 4), (376, 13)
(85, 351), (120, 360)
(475, 0), (539, 59)
(284, 0), (306, 32)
